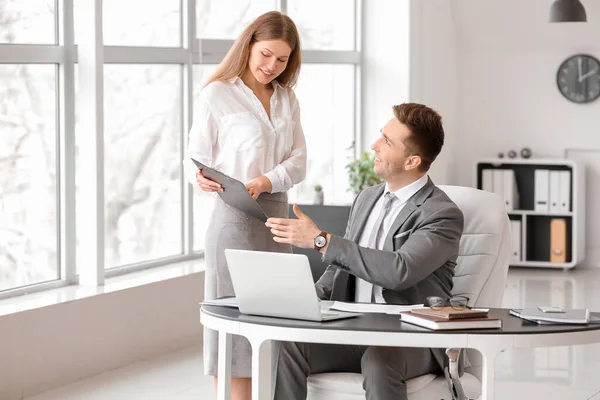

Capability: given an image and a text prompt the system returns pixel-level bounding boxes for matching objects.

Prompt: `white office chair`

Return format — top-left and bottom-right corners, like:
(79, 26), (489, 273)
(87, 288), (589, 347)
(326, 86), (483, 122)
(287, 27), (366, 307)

(307, 186), (512, 400)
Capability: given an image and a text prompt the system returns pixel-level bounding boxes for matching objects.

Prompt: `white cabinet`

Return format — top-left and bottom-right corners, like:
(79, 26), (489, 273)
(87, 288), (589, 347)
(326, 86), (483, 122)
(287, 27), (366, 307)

(476, 159), (585, 269)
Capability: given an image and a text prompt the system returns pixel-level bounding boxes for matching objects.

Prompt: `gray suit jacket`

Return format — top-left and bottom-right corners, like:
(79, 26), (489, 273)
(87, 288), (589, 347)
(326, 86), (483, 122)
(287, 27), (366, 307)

(315, 177), (464, 369)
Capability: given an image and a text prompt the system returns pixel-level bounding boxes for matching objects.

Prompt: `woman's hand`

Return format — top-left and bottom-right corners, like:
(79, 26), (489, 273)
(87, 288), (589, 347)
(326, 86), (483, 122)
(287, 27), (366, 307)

(196, 169), (223, 193)
(245, 176), (272, 200)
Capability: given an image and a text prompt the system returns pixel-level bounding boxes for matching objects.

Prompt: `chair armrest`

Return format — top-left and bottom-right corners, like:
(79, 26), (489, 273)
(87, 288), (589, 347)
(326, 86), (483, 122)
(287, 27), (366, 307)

(445, 348), (462, 379)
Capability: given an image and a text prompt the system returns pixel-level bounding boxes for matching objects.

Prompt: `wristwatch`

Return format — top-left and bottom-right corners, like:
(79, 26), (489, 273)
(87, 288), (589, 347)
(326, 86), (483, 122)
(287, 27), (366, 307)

(313, 231), (328, 252)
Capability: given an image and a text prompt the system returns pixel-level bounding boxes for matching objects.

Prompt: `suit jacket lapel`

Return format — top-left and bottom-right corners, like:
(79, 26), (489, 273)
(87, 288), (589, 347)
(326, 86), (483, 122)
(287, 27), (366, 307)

(350, 184), (385, 242)
(382, 177), (435, 250)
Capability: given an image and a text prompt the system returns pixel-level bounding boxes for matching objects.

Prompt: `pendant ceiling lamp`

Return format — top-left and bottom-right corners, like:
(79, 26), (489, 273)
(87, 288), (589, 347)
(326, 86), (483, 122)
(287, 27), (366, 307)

(549, 0), (587, 22)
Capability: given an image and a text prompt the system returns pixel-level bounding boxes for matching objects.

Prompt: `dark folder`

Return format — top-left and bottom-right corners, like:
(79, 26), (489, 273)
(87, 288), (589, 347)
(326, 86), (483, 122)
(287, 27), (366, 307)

(191, 158), (269, 222)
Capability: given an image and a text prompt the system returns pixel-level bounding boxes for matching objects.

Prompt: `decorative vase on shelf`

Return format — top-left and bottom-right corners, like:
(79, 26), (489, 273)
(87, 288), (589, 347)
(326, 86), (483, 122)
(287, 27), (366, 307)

(313, 184), (324, 205)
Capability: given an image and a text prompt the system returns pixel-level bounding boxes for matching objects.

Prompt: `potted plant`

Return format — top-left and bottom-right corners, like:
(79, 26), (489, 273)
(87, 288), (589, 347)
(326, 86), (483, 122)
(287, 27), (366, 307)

(345, 151), (382, 195)
(313, 184), (324, 205)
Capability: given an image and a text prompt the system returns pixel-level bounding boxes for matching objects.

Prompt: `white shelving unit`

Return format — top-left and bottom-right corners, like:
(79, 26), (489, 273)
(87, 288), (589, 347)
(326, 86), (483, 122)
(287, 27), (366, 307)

(475, 158), (585, 269)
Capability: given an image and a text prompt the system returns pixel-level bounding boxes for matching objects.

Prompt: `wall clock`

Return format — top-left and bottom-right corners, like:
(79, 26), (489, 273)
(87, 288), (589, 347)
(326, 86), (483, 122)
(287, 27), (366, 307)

(556, 54), (600, 103)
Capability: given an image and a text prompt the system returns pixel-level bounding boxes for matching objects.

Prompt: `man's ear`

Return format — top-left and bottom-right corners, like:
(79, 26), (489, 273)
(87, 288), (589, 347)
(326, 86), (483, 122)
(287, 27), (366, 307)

(405, 155), (422, 171)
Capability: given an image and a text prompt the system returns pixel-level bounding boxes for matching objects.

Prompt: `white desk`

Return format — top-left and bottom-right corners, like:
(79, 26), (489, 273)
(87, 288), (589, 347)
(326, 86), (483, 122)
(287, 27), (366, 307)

(200, 306), (600, 400)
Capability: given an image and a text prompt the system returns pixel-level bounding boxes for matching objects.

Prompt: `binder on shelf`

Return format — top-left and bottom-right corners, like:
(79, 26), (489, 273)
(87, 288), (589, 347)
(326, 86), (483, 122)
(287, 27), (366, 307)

(502, 169), (519, 210)
(550, 218), (567, 263)
(481, 169), (493, 193)
(559, 170), (571, 213)
(492, 169), (504, 199)
(510, 219), (522, 262)
(534, 169), (550, 212)
(549, 171), (561, 213)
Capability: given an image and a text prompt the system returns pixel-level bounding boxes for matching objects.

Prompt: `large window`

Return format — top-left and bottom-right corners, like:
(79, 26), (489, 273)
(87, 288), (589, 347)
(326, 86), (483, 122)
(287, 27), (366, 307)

(0, 0), (361, 297)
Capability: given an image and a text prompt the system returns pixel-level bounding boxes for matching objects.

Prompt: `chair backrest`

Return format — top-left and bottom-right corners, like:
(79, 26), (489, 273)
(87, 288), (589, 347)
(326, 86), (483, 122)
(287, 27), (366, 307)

(438, 185), (511, 308)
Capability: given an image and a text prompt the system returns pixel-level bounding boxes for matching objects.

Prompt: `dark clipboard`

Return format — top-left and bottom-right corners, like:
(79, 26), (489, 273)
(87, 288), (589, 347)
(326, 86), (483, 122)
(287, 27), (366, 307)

(190, 158), (269, 223)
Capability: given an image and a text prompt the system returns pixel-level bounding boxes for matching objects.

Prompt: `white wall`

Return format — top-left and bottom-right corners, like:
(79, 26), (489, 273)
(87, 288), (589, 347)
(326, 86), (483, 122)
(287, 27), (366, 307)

(409, 0), (459, 185)
(0, 273), (204, 400)
(448, 0), (600, 265)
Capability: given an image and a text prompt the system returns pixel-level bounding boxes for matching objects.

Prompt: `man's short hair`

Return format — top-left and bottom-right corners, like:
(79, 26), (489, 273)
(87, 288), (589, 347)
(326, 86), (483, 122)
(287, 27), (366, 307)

(392, 103), (444, 172)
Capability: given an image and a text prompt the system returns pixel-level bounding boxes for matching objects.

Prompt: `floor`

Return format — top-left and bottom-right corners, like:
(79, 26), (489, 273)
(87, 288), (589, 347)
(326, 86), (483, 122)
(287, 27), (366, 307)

(25, 267), (600, 400)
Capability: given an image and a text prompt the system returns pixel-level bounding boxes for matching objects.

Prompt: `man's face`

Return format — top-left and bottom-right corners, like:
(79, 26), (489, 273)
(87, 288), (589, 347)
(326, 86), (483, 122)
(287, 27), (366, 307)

(370, 117), (414, 181)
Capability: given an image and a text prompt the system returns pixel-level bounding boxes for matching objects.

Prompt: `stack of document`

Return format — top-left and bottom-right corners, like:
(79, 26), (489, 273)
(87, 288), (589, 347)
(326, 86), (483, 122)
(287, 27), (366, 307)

(509, 308), (589, 324)
(399, 309), (502, 330)
(410, 306), (490, 319)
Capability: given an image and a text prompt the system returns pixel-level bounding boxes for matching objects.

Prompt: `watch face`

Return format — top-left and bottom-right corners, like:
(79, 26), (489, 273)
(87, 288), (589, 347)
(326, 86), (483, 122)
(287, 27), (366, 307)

(314, 235), (326, 248)
(557, 54), (600, 104)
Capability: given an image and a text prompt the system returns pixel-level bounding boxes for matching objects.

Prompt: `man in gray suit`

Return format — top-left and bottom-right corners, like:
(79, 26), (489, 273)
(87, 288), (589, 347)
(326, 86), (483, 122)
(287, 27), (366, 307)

(265, 102), (464, 400)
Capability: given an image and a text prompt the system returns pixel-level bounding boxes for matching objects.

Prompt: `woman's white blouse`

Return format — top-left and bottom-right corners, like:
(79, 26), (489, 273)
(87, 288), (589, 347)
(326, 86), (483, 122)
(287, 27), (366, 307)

(184, 77), (307, 194)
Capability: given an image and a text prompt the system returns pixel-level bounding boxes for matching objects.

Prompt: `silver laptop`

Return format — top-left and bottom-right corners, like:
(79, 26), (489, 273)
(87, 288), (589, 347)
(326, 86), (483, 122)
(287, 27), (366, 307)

(224, 249), (360, 322)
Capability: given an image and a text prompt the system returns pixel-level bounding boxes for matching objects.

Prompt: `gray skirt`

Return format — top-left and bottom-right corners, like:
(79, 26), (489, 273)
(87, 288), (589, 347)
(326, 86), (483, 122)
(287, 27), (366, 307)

(203, 191), (291, 377)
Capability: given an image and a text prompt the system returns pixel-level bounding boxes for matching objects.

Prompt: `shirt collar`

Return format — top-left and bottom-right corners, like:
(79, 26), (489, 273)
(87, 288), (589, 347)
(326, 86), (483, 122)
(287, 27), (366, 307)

(384, 174), (429, 204)
(230, 76), (281, 92)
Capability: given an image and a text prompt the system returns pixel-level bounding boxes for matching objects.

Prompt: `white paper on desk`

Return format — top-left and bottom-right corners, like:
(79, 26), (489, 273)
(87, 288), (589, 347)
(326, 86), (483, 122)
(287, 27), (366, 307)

(330, 301), (423, 314)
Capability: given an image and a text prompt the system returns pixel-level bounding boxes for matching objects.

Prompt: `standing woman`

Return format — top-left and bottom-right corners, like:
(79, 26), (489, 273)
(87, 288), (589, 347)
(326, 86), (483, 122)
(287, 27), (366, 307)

(184, 11), (306, 400)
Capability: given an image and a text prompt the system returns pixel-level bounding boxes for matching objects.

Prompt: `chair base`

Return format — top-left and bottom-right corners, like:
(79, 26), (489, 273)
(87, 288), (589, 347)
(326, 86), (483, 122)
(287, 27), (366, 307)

(307, 372), (482, 400)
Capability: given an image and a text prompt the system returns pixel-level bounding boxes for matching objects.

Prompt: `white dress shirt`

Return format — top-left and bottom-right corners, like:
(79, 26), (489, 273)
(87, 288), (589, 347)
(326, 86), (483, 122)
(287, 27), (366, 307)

(355, 174), (429, 303)
(184, 77), (307, 193)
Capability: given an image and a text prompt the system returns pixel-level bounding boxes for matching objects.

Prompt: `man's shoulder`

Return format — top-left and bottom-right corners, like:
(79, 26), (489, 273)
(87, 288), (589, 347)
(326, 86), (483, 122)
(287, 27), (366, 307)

(423, 185), (464, 220)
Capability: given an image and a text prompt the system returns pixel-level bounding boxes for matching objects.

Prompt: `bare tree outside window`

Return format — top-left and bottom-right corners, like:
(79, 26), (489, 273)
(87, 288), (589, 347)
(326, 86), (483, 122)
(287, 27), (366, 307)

(0, 64), (57, 290)
(0, 0), (55, 44)
(196, 0), (275, 39)
(94, 65), (182, 268)
(0, 2), (58, 291)
(288, 0), (356, 50)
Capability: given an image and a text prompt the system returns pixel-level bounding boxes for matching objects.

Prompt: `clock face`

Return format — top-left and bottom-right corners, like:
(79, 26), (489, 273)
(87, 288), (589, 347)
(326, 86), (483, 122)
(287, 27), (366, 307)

(557, 54), (600, 104)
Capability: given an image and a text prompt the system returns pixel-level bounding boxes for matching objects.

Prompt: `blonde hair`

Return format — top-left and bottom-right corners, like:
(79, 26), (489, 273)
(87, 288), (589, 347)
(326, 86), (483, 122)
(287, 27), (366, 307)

(205, 11), (302, 88)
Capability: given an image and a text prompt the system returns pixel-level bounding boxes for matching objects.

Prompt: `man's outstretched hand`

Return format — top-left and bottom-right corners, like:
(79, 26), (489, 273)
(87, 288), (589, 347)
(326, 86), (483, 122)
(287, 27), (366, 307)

(266, 204), (323, 250)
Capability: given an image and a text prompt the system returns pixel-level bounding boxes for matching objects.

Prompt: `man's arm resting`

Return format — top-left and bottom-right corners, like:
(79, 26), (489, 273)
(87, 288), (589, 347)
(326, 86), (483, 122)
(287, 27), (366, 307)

(322, 207), (464, 292)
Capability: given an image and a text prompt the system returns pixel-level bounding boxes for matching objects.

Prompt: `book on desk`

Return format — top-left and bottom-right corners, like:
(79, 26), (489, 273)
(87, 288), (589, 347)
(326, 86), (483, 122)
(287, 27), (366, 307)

(399, 308), (502, 330)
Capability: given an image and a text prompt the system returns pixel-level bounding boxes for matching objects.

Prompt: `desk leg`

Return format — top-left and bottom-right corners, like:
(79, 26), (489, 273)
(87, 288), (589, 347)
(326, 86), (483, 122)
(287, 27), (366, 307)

(217, 331), (232, 400)
(468, 336), (509, 400)
(251, 339), (272, 400)
(480, 349), (497, 400)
